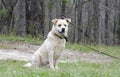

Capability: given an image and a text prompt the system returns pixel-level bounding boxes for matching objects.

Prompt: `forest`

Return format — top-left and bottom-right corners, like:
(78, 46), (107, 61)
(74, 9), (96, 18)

(0, 0), (120, 45)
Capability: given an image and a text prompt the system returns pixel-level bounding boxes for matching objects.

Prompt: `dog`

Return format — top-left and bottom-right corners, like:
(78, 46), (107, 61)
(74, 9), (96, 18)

(24, 18), (71, 69)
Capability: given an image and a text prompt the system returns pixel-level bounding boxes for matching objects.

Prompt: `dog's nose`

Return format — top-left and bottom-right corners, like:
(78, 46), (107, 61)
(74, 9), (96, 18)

(62, 28), (65, 33)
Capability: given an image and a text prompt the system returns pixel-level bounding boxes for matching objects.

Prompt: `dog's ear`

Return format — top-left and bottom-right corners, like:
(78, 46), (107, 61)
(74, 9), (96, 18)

(52, 19), (58, 25)
(65, 18), (71, 24)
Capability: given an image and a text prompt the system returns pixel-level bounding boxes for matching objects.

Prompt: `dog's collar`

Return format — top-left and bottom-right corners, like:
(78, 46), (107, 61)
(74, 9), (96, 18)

(53, 33), (68, 42)
(64, 37), (68, 42)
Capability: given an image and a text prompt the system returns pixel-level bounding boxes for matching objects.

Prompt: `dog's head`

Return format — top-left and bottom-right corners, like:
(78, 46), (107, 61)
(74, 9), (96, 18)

(52, 18), (71, 37)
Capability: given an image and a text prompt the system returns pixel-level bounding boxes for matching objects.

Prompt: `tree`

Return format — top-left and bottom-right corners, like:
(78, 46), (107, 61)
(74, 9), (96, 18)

(0, 0), (120, 45)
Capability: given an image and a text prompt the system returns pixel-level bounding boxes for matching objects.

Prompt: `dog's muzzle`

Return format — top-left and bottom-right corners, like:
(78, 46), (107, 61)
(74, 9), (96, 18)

(59, 28), (65, 33)
(61, 28), (65, 33)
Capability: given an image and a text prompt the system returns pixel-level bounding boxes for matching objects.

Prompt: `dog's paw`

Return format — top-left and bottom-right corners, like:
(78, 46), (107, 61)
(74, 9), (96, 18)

(55, 66), (58, 69)
(50, 65), (55, 69)
(23, 63), (32, 67)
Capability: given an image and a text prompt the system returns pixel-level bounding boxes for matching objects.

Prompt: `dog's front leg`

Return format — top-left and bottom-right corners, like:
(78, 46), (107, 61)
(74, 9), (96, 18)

(48, 51), (54, 69)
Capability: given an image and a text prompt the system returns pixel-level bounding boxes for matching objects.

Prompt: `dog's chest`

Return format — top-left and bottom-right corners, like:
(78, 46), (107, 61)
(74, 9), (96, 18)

(53, 41), (65, 54)
(53, 42), (64, 58)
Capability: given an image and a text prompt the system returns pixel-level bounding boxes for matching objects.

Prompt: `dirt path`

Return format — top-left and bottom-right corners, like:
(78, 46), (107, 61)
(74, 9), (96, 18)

(0, 41), (112, 63)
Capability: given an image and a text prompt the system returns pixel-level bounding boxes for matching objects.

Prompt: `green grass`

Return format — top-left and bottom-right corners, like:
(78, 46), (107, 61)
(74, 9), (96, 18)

(0, 34), (43, 45)
(66, 43), (94, 52)
(66, 43), (120, 58)
(92, 45), (120, 58)
(0, 35), (120, 77)
(0, 34), (120, 58)
(0, 60), (120, 77)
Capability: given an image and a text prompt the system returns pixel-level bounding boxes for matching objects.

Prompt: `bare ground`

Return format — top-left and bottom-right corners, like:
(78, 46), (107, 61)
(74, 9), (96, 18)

(0, 41), (112, 63)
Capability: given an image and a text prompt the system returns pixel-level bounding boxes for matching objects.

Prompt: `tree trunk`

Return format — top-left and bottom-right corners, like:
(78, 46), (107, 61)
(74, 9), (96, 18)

(98, 0), (106, 45)
(10, 0), (26, 36)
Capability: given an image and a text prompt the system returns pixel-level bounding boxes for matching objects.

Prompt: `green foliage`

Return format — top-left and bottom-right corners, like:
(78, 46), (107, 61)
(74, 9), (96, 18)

(48, 0), (71, 9)
(0, 60), (120, 77)
(10, 25), (19, 36)
(62, 0), (69, 4)
(27, 22), (43, 38)
(0, 9), (8, 21)
(14, 15), (19, 22)
(48, 3), (53, 9)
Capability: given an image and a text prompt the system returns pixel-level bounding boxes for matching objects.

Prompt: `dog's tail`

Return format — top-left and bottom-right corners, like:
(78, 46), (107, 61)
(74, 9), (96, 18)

(23, 63), (32, 67)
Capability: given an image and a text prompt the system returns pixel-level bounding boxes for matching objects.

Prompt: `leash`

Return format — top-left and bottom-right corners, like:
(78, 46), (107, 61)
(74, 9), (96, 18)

(84, 45), (120, 60)
(64, 37), (68, 42)
(71, 23), (120, 60)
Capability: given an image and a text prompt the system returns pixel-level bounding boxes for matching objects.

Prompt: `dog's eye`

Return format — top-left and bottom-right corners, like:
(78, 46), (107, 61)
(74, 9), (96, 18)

(58, 24), (61, 27)
(64, 25), (66, 27)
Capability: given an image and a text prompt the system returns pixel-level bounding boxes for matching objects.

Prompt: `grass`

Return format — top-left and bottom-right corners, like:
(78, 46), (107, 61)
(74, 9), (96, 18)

(66, 43), (120, 58)
(0, 34), (119, 58)
(0, 34), (43, 45)
(0, 35), (120, 77)
(0, 60), (120, 77)
(92, 45), (120, 58)
(66, 43), (94, 52)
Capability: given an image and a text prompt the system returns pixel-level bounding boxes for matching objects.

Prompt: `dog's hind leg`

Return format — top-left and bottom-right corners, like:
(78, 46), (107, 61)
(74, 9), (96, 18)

(32, 54), (42, 67)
